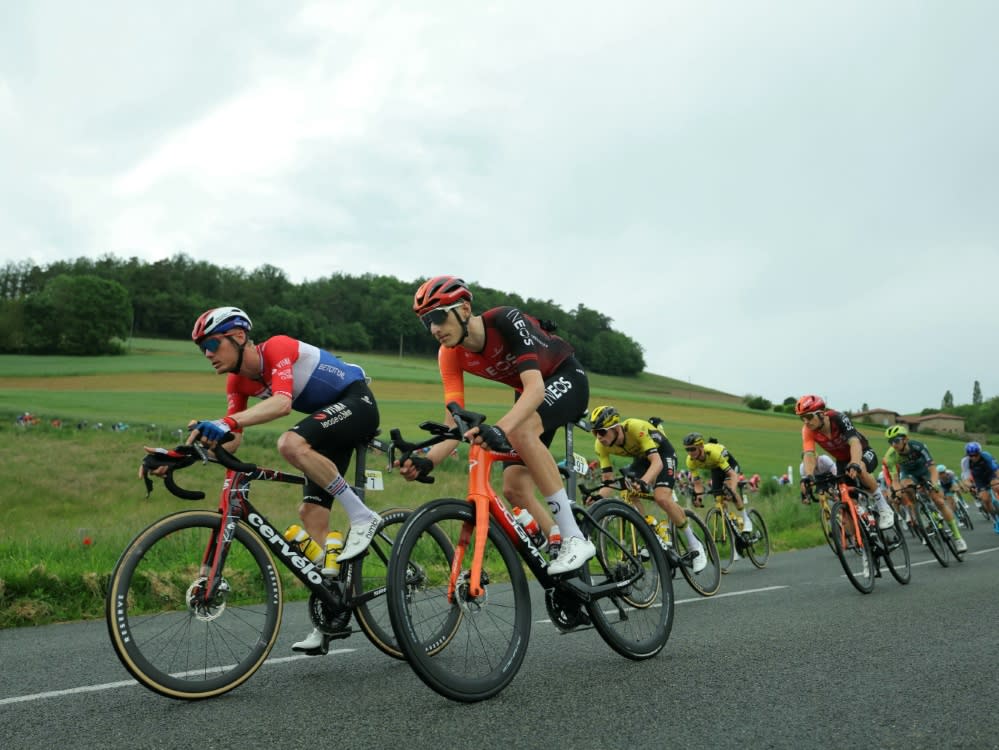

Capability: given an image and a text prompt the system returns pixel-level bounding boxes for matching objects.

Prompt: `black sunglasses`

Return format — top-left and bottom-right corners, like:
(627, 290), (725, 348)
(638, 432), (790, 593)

(594, 427), (611, 436)
(420, 303), (462, 330)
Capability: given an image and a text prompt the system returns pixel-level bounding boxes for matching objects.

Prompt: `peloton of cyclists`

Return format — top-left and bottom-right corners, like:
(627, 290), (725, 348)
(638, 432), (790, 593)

(882, 425), (967, 552)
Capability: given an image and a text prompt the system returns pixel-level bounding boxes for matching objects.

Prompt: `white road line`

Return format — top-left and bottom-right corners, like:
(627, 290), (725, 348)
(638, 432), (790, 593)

(0, 650), (356, 706)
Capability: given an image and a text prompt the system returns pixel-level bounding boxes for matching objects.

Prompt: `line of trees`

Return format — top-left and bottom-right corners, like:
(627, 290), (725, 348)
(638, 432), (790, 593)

(0, 255), (646, 375)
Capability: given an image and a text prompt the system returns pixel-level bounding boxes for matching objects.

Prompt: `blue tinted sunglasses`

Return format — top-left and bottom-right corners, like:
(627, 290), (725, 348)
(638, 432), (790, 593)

(420, 303), (463, 330)
(198, 336), (225, 354)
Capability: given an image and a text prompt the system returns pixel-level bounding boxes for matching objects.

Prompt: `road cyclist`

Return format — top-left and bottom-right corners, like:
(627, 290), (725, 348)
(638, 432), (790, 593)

(882, 425), (967, 553)
(961, 441), (999, 533)
(937, 464), (973, 530)
(588, 405), (709, 573)
(182, 306), (384, 654)
(683, 432), (752, 535)
(398, 275), (594, 574)
(796, 394), (895, 531)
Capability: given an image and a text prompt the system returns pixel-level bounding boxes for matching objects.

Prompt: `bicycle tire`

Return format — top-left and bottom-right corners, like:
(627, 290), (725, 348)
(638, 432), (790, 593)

(583, 500), (673, 660)
(386, 498), (530, 703)
(879, 516), (911, 585)
(744, 509), (770, 568)
(829, 501), (875, 594)
(351, 507), (455, 659)
(703, 507), (735, 573)
(914, 495), (950, 567)
(819, 500), (836, 553)
(106, 510), (281, 700)
(672, 509), (721, 596)
(954, 501), (973, 532)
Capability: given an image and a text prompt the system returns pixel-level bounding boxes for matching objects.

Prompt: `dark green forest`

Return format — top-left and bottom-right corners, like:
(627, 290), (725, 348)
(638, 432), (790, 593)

(0, 255), (646, 375)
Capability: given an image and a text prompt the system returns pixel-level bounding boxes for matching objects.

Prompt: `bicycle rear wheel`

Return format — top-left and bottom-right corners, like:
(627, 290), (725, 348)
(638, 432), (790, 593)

(829, 501), (875, 594)
(744, 509), (770, 568)
(583, 500), (673, 660)
(955, 500), (973, 531)
(880, 517), (911, 585)
(914, 497), (950, 567)
(350, 507), (454, 659)
(386, 499), (530, 703)
(672, 509), (721, 596)
(704, 507), (735, 573)
(106, 510), (281, 700)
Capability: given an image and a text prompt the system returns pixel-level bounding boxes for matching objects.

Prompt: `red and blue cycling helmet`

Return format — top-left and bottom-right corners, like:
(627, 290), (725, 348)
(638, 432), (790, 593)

(191, 307), (252, 342)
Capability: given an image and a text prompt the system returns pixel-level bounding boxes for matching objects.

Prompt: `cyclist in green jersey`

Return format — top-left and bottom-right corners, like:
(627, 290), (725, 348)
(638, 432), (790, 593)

(883, 425), (967, 552)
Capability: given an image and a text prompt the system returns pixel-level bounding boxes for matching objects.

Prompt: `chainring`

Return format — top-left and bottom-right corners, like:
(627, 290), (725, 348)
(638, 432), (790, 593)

(545, 588), (591, 632)
(309, 580), (352, 635)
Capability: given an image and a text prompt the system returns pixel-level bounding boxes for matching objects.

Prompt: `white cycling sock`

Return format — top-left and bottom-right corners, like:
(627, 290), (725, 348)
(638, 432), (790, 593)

(545, 489), (582, 538)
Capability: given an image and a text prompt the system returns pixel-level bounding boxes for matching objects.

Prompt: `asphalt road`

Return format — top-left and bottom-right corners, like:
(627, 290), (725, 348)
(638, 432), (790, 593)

(2, 522), (998, 750)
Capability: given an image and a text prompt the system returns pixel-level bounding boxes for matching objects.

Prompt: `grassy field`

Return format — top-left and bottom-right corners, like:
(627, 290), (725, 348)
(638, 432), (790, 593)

(0, 339), (975, 627)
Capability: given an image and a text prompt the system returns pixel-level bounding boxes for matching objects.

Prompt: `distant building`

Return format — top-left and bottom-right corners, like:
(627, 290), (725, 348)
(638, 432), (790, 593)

(852, 408), (966, 435)
(851, 408), (899, 426)
(900, 413), (966, 434)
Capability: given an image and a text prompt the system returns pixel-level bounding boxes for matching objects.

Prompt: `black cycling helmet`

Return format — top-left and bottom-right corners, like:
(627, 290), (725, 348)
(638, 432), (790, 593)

(683, 432), (705, 448)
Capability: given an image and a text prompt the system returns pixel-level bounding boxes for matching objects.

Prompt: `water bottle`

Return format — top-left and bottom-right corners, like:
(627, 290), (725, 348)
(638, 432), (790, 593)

(547, 524), (562, 560)
(322, 530), (345, 577)
(512, 506), (546, 548)
(283, 524), (324, 564)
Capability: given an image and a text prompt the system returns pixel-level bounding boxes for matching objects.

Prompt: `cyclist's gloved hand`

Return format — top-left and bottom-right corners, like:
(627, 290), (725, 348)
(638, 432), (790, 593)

(634, 478), (651, 494)
(477, 424), (511, 452)
(408, 454), (433, 479)
(845, 462), (862, 477)
(191, 416), (239, 442)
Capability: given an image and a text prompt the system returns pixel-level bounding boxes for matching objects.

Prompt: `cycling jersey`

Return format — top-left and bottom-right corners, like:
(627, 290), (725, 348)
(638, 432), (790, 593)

(883, 440), (934, 479)
(964, 451), (999, 488)
(801, 410), (870, 462)
(438, 306), (574, 402)
(224, 335), (367, 415)
(686, 443), (738, 473)
(594, 418), (674, 470)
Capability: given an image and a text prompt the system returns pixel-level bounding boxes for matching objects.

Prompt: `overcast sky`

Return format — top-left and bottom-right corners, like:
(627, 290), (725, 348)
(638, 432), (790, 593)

(2, 1), (997, 414)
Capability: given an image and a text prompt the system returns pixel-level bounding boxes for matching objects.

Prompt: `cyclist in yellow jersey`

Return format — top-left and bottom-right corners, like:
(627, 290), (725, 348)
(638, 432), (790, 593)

(589, 406), (708, 572)
(683, 432), (753, 534)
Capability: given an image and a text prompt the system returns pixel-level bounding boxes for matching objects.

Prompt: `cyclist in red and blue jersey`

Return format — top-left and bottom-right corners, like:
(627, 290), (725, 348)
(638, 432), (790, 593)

(796, 394), (896, 529)
(962, 441), (999, 533)
(185, 307), (382, 654)
(398, 276), (595, 576)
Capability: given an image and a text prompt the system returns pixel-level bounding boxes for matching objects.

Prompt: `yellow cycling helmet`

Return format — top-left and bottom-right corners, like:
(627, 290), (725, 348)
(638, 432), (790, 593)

(885, 424), (908, 441)
(589, 405), (620, 431)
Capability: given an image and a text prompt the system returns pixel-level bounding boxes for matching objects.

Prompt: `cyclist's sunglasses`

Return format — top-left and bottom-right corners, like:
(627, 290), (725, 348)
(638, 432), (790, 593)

(684, 446), (700, 453)
(594, 427), (611, 436)
(889, 436), (906, 444)
(800, 412), (821, 422)
(420, 302), (463, 330)
(198, 336), (225, 354)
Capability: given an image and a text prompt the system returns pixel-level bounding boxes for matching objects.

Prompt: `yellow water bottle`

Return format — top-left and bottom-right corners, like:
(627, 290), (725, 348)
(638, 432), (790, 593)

(283, 524), (324, 563)
(323, 530), (345, 577)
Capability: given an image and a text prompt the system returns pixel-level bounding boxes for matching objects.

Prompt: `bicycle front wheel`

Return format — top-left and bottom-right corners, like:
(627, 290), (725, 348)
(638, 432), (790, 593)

(584, 500), (673, 660)
(819, 501), (836, 553)
(744, 509), (771, 568)
(880, 516), (911, 585)
(914, 498), (950, 567)
(829, 502), (875, 594)
(106, 510), (282, 700)
(673, 509), (721, 596)
(386, 499), (530, 703)
(350, 507), (454, 659)
(704, 507), (735, 573)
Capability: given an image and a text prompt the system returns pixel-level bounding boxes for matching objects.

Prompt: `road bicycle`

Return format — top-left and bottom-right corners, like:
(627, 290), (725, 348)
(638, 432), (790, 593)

(903, 481), (965, 567)
(806, 475), (911, 594)
(577, 473), (721, 596)
(701, 486), (771, 572)
(385, 403), (674, 703)
(107, 436), (455, 700)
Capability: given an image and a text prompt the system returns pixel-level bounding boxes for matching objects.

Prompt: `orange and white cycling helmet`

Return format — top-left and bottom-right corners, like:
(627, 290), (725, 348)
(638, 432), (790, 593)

(412, 276), (472, 317)
(794, 394), (826, 416)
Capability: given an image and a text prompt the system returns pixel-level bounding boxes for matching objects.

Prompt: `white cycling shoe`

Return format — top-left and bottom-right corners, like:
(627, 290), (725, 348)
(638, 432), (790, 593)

(548, 536), (596, 575)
